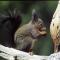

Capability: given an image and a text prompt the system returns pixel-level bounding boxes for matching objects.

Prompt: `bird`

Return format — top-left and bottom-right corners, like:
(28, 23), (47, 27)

(50, 0), (60, 53)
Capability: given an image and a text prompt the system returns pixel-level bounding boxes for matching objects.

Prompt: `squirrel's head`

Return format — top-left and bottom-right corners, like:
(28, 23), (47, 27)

(30, 9), (47, 38)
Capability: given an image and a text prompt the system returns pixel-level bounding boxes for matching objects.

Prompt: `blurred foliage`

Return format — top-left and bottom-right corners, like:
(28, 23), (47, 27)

(0, 1), (58, 58)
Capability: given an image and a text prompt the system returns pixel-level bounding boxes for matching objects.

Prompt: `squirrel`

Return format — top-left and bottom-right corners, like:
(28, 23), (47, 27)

(14, 9), (47, 55)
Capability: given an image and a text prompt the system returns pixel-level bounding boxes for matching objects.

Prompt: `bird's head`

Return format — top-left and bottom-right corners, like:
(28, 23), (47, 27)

(50, 13), (60, 40)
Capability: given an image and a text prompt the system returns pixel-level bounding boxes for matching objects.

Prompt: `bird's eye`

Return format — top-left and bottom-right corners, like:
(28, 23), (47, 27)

(57, 26), (59, 29)
(53, 23), (54, 26)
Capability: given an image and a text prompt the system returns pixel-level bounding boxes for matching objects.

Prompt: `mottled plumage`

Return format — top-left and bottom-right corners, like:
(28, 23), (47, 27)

(50, 1), (60, 52)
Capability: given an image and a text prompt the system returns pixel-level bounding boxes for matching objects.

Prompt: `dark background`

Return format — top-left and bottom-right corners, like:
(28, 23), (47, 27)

(0, 1), (59, 59)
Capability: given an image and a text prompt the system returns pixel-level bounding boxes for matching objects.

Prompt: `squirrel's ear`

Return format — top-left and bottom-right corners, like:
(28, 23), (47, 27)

(32, 9), (38, 22)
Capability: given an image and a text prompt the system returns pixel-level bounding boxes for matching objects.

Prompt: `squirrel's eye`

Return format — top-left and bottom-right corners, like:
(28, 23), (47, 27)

(40, 23), (42, 26)
(57, 26), (59, 29)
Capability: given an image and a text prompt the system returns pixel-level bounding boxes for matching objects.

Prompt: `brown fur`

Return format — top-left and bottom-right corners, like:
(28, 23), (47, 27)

(14, 9), (47, 54)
